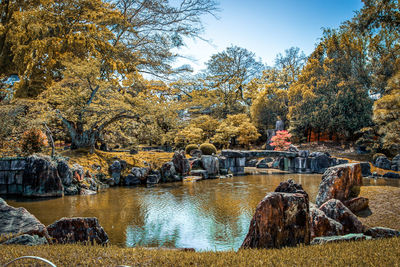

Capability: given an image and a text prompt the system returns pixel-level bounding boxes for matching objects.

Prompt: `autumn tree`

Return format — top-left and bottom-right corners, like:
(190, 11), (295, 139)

(212, 114), (259, 148)
(288, 29), (373, 142)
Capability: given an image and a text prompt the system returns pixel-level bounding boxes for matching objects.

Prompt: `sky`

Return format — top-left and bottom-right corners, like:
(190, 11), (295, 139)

(174, 0), (364, 73)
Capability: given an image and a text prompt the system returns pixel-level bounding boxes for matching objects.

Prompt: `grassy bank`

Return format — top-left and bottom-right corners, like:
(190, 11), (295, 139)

(1, 238), (399, 266)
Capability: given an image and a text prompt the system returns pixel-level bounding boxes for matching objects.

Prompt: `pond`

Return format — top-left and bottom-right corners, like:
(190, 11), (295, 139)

(5, 171), (400, 251)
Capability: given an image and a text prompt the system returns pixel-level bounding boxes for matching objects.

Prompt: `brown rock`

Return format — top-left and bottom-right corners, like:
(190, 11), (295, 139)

(343, 197), (369, 213)
(364, 227), (400, 239)
(241, 192), (310, 249)
(275, 179), (309, 201)
(0, 197), (50, 241)
(315, 163), (363, 207)
(319, 199), (364, 234)
(47, 217), (108, 245)
(309, 203), (343, 239)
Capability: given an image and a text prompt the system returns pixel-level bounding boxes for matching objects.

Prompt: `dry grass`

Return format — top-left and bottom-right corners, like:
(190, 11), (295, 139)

(0, 238), (399, 266)
(358, 186), (400, 230)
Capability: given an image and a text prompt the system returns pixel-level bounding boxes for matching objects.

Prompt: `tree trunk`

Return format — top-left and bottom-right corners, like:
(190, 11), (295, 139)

(70, 130), (98, 152)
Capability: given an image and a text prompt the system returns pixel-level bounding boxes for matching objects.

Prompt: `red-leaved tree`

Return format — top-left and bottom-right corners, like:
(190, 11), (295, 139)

(270, 130), (292, 151)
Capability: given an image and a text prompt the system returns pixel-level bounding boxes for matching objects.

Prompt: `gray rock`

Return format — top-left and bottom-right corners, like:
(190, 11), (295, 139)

(246, 159), (258, 167)
(190, 169), (209, 179)
(22, 155), (64, 197)
(391, 154), (400, 171)
(360, 162), (372, 177)
(109, 161), (122, 185)
(2, 234), (48, 246)
(124, 174), (141, 185)
(275, 120), (285, 131)
(309, 203), (343, 239)
(189, 149), (202, 158)
(0, 198), (50, 241)
(298, 150), (310, 158)
(255, 158), (269, 168)
(172, 151), (190, 175)
(64, 184), (79, 195)
(383, 172), (400, 179)
(218, 156), (227, 169)
(80, 189), (96, 195)
(147, 171), (161, 184)
(220, 150), (245, 158)
(131, 167), (150, 181)
(310, 154), (331, 174)
(375, 156), (391, 170)
(57, 160), (72, 186)
(311, 233), (371, 245)
(201, 155), (219, 176)
(364, 227), (400, 238)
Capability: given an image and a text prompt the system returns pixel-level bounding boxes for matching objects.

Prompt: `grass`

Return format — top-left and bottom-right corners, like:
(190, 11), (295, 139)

(0, 238), (399, 266)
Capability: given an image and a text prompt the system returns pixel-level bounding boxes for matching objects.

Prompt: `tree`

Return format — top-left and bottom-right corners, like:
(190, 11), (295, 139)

(41, 58), (138, 152)
(212, 114), (259, 148)
(202, 46), (264, 118)
(288, 29), (373, 142)
(373, 71), (400, 153)
(0, 0), (219, 97)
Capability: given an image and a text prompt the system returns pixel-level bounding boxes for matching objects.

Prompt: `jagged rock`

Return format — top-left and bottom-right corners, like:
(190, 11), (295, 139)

(147, 171), (161, 185)
(382, 172), (400, 179)
(319, 199), (364, 234)
(310, 153), (331, 174)
(124, 174), (141, 185)
(57, 160), (72, 186)
(311, 233), (371, 245)
(64, 184), (79, 195)
(343, 197), (369, 213)
(47, 217), (108, 245)
(108, 161), (122, 185)
(241, 192), (310, 249)
(360, 162), (372, 177)
(374, 156), (391, 170)
(275, 179), (309, 201)
(315, 163), (363, 207)
(0, 198), (50, 241)
(189, 149), (202, 158)
(201, 155), (219, 176)
(364, 227), (400, 239)
(131, 167), (150, 181)
(80, 189), (96, 195)
(172, 151), (190, 175)
(190, 159), (204, 170)
(391, 154), (400, 171)
(22, 155), (64, 197)
(160, 162), (180, 182)
(2, 234), (48, 246)
(190, 169), (209, 179)
(309, 203), (343, 239)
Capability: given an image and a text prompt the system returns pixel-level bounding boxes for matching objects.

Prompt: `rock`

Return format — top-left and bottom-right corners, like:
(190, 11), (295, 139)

(311, 233), (371, 245)
(131, 167), (150, 181)
(310, 154), (331, 174)
(309, 203), (343, 239)
(360, 162), (372, 177)
(72, 163), (84, 182)
(47, 217), (108, 245)
(219, 168), (228, 175)
(119, 160), (127, 171)
(80, 189), (96, 195)
(391, 154), (400, 171)
(246, 159), (258, 167)
(190, 159), (204, 170)
(129, 149), (138, 155)
(288, 144), (299, 152)
(190, 169), (209, 179)
(172, 151), (190, 175)
(2, 234), (48, 246)
(275, 120), (285, 131)
(374, 155), (391, 170)
(108, 161), (122, 185)
(124, 174), (141, 185)
(274, 179), (309, 201)
(319, 199), (364, 234)
(298, 150), (310, 158)
(221, 150), (245, 158)
(364, 227), (400, 239)
(160, 162), (180, 182)
(64, 184), (79, 195)
(147, 171), (161, 185)
(22, 155), (64, 197)
(57, 160), (72, 186)
(218, 156), (227, 169)
(294, 157), (307, 173)
(382, 172), (400, 179)
(241, 192), (310, 249)
(0, 198), (50, 241)
(343, 197), (369, 213)
(189, 149), (202, 158)
(201, 155), (219, 176)
(255, 158), (269, 168)
(315, 163), (363, 207)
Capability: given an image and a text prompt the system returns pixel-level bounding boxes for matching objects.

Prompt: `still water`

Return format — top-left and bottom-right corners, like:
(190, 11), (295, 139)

(6, 171), (400, 251)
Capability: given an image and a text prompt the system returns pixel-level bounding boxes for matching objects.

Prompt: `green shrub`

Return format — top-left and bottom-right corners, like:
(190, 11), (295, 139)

(200, 143), (217, 155)
(185, 144), (199, 155)
(373, 153), (386, 163)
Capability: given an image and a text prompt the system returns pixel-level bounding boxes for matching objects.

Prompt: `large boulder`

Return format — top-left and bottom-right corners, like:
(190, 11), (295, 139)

(343, 197), (369, 213)
(359, 162), (372, 177)
(124, 174), (141, 186)
(147, 171), (161, 185)
(311, 233), (371, 245)
(374, 155), (391, 170)
(246, 159), (258, 167)
(22, 155), (64, 197)
(364, 227), (400, 239)
(275, 179), (309, 201)
(310, 153), (331, 174)
(241, 192), (310, 249)
(391, 154), (400, 171)
(201, 155), (219, 177)
(172, 151), (190, 175)
(46, 217), (108, 245)
(57, 160), (72, 186)
(131, 167), (150, 181)
(319, 199), (364, 234)
(315, 163), (363, 207)
(0, 198), (50, 241)
(309, 203), (343, 239)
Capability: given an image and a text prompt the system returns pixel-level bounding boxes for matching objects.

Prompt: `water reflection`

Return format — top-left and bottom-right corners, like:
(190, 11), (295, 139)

(5, 173), (400, 251)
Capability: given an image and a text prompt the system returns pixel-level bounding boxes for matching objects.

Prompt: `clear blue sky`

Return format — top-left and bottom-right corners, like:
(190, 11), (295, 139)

(174, 0), (364, 72)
